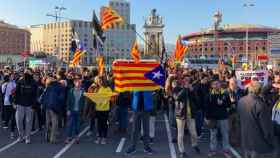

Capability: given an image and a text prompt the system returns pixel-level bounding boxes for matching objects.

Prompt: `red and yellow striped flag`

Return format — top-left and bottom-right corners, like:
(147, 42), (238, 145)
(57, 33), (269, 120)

(174, 36), (188, 61)
(101, 6), (124, 31)
(112, 60), (160, 92)
(131, 41), (141, 64)
(98, 56), (105, 76)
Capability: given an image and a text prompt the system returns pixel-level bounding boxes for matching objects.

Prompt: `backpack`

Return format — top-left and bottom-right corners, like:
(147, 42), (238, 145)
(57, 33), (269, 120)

(272, 100), (280, 136)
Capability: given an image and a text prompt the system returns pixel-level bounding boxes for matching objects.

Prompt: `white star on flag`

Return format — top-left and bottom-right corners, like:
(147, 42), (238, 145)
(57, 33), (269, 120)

(152, 71), (163, 79)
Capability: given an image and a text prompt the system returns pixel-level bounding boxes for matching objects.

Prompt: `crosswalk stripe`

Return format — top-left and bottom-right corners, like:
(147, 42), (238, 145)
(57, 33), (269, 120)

(53, 126), (89, 158)
(164, 114), (177, 158)
(0, 129), (39, 153)
(115, 138), (126, 153)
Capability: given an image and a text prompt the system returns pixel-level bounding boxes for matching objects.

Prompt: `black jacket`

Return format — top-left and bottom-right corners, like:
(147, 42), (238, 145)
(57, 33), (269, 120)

(205, 89), (231, 120)
(15, 77), (37, 107)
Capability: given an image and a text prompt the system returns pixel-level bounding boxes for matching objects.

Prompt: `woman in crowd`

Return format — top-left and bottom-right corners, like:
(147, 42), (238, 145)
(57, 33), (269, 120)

(95, 77), (113, 145)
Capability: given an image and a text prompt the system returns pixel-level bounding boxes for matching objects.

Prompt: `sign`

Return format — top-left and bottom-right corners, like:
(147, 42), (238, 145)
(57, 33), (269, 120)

(236, 70), (268, 88)
(29, 59), (47, 68)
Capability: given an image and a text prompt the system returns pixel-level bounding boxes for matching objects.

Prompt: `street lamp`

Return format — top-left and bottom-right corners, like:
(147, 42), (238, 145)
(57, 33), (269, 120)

(243, 2), (255, 63)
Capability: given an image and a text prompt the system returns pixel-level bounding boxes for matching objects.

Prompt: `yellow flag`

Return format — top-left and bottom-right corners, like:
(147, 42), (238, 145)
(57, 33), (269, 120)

(84, 92), (117, 105)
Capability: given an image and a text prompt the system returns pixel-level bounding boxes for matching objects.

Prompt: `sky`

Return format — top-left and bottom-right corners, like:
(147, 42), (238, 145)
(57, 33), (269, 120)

(1, 0), (280, 43)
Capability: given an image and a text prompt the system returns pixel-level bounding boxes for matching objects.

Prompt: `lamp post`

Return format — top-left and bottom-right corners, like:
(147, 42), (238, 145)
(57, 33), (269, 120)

(243, 2), (255, 63)
(213, 11), (222, 58)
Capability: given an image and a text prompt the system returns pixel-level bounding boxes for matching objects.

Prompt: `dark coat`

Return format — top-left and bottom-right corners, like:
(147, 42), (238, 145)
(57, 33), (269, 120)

(41, 81), (65, 113)
(14, 77), (37, 107)
(205, 89), (231, 120)
(238, 94), (274, 153)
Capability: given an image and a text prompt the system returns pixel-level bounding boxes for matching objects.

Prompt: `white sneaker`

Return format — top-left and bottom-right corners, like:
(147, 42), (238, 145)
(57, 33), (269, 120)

(101, 138), (107, 145)
(25, 138), (31, 144)
(10, 132), (15, 139)
(86, 131), (92, 137)
(95, 137), (101, 144)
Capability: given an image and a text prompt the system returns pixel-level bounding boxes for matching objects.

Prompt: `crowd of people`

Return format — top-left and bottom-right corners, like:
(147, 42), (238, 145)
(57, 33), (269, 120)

(0, 65), (279, 158)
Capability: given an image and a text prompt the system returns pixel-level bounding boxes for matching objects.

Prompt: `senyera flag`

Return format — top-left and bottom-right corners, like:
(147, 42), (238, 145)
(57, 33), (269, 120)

(112, 59), (165, 92)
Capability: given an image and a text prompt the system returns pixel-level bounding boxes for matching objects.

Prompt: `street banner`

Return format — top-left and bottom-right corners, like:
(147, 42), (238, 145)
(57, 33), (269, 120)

(236, 70), (268, 88)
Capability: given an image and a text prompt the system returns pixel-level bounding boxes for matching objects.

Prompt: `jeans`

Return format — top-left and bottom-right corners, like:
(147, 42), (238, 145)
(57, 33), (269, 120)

(229, 113), (239, 146)
(195, 110), (204, 136)
(3, 105), (16, 132)
(275, 136), (280, 158)
(96, 111), (109, 138)
(67, 111), (80, 138)
(149, 116), (156, 138)
(168, 104), (176, 127)
(186, 115), (198, 147)
(209, 119), (230, 151)
(32, 107), (45, 130)
(118, 106), (128, 130)
(131, 111), (150, 148)
(15, 105), (33, 140)
(46, 110), (58, 142)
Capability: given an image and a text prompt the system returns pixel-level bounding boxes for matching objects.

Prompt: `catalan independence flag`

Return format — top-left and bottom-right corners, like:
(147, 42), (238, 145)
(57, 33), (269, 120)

(174, 36), (188, 61)
(101, 6), (124, 31)
(112, 60), (162, 92)
(72, 43), (86, 66)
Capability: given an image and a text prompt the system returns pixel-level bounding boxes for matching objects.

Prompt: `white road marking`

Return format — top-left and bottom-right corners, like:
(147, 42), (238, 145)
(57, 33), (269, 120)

(116, 138), (126, 153)
(53, 126), (89, 158)
(0, 129), (39, 153)
(230, 146), (242, 158)
(164, 114), (177, 158)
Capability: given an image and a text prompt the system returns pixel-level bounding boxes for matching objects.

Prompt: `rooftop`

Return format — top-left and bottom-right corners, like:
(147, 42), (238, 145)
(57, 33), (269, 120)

(0, 21), (18, 29)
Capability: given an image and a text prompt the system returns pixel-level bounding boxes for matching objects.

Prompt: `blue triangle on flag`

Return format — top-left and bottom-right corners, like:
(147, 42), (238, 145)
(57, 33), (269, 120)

(144, 66), (166, 87)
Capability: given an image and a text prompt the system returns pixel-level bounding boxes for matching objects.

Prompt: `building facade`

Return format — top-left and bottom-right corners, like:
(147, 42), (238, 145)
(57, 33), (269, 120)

(0, 21), (30, 55)
(101, 0), (136, 61)
(182, 24), (280, 62)
(28, 20), (96, 65)
(143, 9), (164, 58)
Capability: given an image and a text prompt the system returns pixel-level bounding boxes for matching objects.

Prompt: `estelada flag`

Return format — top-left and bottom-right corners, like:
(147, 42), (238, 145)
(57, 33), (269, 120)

(101, 6), (124, 31)
(98, 56), (105, 76)
(112, 60), (163, 92)
(131, 41), (141, 64)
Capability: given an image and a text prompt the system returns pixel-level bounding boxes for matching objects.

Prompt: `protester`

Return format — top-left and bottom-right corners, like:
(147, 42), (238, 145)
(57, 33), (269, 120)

(41, 75), (65, 144)
(32, 73), (45, 131)
(1, 73), (16, 139)
(205, 79), (232, 158)
(14, 68), (37, 144)
(227, 77), (245, 146)
(65, 77), (85, 144)
(95, 77), (112, 145)
(116, 91), (130, 134)
(271, 82), (280, 158)
(238, 81), (274, 158)
(125, 91), (154, 155)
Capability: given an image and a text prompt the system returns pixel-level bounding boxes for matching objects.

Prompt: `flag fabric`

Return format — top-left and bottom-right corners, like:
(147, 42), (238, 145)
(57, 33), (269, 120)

(174, 36), (188, 61)
(131, 41), (141, 64)
(98, 56), (105, 76)
(92, 10), (106, 49)
(101, 6), (124, 31)
(112, 60), (162, 92)
(84, 92), (118, 105)
(20, 51), (29, 58)
(144, 65), (166, 87)
(72, 42), (86, 66)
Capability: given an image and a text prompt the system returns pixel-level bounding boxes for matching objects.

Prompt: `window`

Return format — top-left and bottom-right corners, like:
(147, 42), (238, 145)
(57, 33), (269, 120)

(262, 47), (266, 51)
(240, 47), (243, 50)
